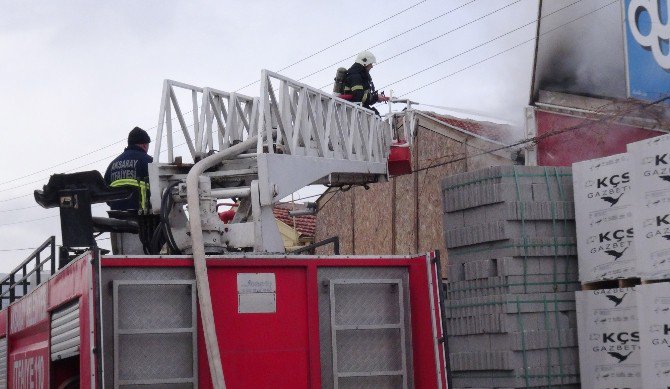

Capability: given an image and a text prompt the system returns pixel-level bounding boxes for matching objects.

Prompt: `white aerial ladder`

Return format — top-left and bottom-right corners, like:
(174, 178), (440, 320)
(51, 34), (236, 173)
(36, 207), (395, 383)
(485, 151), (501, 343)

(150, 70), (394, 254)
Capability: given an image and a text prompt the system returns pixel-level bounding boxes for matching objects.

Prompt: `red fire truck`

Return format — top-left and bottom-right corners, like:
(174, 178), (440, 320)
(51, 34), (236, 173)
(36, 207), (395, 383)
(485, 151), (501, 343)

(0, 72), (447, 388)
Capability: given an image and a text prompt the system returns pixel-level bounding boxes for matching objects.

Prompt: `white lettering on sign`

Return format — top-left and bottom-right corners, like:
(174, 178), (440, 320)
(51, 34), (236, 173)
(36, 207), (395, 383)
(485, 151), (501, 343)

(628, 0), (670, 69)
(10, 286), (48, 333)
(12, 355), (46, 389)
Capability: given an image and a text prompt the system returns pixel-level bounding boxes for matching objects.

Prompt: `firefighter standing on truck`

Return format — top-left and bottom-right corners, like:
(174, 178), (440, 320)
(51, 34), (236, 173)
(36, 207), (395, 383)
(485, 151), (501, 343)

(104, 127), (153, 212)
(342, 51), (389, 114)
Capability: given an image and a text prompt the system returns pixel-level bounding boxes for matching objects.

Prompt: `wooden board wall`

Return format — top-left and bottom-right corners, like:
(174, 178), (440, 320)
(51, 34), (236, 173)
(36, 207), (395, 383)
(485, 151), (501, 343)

(315, 189), (353, 255)
(315, 114), (513, 273)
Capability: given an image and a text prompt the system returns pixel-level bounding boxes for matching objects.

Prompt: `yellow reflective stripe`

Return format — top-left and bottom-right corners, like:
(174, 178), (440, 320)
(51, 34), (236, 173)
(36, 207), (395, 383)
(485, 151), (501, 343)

(343, 86), (351, 92)
(110, 179), (150, 211)
(362, 90), (369, 102)
(109, 179), (149, 189)
(140, 185), (148, 212)
(350, 85), (364, 91)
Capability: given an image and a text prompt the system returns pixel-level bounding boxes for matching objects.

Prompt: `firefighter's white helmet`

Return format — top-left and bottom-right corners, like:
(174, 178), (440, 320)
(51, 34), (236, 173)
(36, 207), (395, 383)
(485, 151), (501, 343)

(355, 51), (377, 66)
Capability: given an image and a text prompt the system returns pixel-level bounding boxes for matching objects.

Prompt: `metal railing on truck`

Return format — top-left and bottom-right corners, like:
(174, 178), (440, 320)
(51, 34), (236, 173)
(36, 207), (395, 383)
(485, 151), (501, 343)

(0, 236), (57, 306)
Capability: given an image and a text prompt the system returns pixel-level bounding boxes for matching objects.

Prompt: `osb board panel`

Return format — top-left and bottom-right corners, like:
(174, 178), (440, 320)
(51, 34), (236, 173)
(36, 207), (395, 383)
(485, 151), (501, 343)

(353, 182), (393, 254)
(315, 189), (353, 255)
(393, 174), (416, 255)
(416, 130), (468, 274)
(418, 165), (451, 275)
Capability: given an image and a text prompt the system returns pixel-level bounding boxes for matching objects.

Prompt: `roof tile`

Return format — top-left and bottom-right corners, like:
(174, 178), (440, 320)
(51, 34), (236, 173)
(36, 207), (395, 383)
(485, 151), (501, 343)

(273, 203), (316, 237)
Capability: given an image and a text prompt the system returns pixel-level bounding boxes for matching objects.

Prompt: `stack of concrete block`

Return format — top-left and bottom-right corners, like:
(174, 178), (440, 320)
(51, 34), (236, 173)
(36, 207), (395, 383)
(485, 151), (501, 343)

(637, 282), (670, 388)
(572, 153), (645, 388)
(572, 153), (637, 282)
(628, 135), (670, 280)
(442, 166), (580, 388)
(576, 287), (641, 389)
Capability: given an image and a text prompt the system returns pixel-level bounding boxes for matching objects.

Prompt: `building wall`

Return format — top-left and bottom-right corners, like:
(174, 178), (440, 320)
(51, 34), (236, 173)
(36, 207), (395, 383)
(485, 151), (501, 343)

(314, 189), (354, 254)
(535, 110), (666, 166)
(315, 113), (513, 275)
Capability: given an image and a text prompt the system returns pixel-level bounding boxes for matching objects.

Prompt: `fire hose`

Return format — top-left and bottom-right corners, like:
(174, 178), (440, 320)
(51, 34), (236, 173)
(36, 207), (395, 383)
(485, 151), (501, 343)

(186, 135), (259, 388)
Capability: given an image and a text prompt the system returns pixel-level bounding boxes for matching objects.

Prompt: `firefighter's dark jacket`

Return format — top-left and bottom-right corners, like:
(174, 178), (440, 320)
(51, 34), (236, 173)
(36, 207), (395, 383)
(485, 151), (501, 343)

(344, 63), (379, 107)
(104, 145), (153, 211)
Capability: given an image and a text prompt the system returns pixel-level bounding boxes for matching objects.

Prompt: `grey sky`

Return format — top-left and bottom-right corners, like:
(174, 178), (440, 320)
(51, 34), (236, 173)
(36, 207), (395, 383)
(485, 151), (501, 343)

(0, 0), (540, 272)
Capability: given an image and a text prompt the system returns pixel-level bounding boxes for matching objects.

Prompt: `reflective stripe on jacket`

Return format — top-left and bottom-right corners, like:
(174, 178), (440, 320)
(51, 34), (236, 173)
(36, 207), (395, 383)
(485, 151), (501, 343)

(109, 178), (150, 212)
(343, 62), (378, 107)
(104, 144), (153, 211)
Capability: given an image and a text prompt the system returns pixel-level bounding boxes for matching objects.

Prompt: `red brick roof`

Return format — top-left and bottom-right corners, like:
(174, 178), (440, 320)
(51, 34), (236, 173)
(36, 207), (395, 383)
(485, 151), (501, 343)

(424, 112), (514, 144)
(273, 203), (316, 237)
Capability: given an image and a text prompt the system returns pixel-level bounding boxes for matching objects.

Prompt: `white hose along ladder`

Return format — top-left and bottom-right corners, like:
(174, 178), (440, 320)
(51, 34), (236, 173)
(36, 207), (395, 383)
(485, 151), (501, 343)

(151, 70), (394, 387)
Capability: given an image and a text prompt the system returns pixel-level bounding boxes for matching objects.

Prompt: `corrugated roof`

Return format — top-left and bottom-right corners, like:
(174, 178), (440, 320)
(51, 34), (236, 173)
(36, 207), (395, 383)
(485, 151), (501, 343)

(273, 203), (316, 237)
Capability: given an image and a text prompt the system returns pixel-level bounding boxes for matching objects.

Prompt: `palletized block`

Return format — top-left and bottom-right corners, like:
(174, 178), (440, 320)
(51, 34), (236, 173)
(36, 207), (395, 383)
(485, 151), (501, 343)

(576, 287), (641, 389)
(445, 292), (575, 319)
(448, 329), (577, 352)
(442, 165), (572, 190)
(636, 282), (670, 389)
(446, 200), (575, 223)
(451, 363), (580, 388)
(446, 310), (577, 336)
(572, 153), (638, 281)
(442, 166), (573, 213)
(448, 237), (577, 263)
(443, 210), (465, 229)
(446, 274), (580, 300)
(444, 219), (577, 249)
(628, 135), (670, 279)
(459, 256), (578, 280)
(443, 182), (534, 212)
(450, 347), (579, 371)
(447, 263), (465, 281)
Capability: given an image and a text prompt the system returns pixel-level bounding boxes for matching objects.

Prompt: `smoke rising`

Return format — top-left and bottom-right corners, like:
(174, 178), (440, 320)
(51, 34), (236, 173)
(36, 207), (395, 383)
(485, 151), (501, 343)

(533, 0), (627, 100)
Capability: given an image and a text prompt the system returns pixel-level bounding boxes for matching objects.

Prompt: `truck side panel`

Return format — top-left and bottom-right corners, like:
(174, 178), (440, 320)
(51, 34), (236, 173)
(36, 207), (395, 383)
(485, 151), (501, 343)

(101, 255), (447, 389)
(1, 252), (95, 389)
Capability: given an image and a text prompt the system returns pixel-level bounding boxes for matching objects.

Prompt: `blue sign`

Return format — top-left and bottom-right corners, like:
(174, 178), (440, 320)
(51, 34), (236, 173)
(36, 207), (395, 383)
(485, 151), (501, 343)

(624, 0), (670, 101)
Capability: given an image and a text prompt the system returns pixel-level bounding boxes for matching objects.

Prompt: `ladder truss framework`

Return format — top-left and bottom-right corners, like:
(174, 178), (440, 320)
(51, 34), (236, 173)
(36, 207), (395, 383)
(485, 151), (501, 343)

(152, 71), (394, 252)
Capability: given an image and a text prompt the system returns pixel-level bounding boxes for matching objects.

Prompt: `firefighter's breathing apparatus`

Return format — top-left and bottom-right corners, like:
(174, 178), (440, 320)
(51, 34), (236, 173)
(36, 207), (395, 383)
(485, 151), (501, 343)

(333, 67), (347, 94)
(333, 67), (386, 104)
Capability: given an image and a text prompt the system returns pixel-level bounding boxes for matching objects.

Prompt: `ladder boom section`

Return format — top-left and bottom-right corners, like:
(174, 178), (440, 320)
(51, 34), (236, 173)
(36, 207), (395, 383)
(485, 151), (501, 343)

(155, 73), (392, 169)
(152, 72), (393, 253)
(257, 70), (392, 166)
(155, 80), (258, 163)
